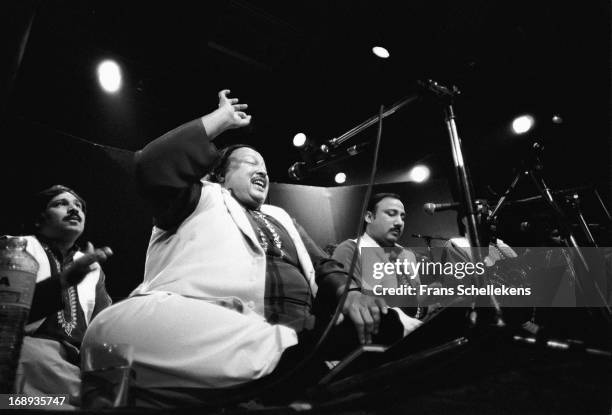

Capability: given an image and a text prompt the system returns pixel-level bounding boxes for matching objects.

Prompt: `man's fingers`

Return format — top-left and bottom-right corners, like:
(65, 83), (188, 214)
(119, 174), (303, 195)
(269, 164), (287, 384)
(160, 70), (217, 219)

(235, 113), (252, 124)
(359, 308), (374, 344)
(85, 242), (94, 254)
(218, 89), (230, 100)
(92, 247), (113, 264)
(369, 305), (381, 335)
(233, 103), (248, 111)
(228, 98), (239, 104)
(349, 309), (366, 344)
(75, 247), (113, 268)
(375, 298), (389, 315)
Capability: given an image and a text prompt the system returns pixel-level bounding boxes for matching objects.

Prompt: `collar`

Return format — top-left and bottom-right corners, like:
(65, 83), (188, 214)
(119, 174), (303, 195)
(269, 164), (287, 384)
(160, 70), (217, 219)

(36, 235), (80, 264)
(358, 232), (402, 249)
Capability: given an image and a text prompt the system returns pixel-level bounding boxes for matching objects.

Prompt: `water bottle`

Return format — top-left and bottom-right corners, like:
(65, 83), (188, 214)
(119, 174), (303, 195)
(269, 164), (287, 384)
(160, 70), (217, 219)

(0, 237), (39, 393)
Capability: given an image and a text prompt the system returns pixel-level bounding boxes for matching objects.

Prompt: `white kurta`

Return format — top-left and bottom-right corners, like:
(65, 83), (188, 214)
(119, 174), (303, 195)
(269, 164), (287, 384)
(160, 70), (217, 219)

(83, 182), (316, 388)
(14, 236), (102, 405)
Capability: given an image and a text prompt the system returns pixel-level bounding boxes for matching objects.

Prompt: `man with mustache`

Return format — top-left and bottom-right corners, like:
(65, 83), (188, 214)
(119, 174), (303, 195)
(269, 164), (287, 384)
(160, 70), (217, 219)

(332, 193), (424, 329)
(84, 90), (407, 399)
(9, 185), (112, 405)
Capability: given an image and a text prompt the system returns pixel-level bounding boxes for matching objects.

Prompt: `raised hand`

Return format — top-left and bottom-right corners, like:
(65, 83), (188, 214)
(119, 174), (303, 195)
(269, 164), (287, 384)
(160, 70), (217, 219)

(59, 242), (113, 288)
(202, 89), (252, 139)
(217, 89), (251, 129)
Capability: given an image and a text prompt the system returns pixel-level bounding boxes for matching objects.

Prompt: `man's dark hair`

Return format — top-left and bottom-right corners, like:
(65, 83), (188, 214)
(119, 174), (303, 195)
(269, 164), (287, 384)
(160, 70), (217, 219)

(367, 192), (402, 216)
(208, 144), (258, 183)
(24, 184), (87, 234)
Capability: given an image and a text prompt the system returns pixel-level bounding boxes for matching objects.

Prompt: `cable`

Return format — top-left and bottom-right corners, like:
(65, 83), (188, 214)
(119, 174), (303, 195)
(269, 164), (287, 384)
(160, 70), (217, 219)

(207, 103), (388, 407)
(308, 103), (386, 362)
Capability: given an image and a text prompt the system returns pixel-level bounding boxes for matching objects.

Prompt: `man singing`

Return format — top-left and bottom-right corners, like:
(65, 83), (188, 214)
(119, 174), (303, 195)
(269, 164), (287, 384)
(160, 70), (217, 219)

(84, 90), (406, 394)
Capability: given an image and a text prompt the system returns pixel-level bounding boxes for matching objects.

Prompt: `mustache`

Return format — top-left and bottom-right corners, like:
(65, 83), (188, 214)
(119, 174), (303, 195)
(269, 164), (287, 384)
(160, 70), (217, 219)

(63, 213), (82, 222)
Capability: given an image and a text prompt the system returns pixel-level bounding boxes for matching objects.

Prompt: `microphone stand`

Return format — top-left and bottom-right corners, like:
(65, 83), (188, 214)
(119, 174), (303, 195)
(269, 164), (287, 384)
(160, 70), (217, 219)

(411, 233), (449, 261)
(593, 187), (612, 224)
(322, 93), (420, 152)
(564, 193), (598, 247)
(489, 142), (612, 321)
(420, 79), (505, 328)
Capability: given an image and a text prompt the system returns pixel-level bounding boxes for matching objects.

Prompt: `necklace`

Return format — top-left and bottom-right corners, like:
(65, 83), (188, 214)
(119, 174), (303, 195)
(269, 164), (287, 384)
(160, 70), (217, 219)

(252, 211), (283, 257)
(57, 286), (78, 336)
(42, 244), (78, 336)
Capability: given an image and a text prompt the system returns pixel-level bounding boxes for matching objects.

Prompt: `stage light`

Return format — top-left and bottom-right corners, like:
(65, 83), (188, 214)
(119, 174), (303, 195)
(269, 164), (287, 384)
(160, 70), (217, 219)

(408, 165), (430, 183)
(293, 133), (307, 148)
(334, 172), (347, 184)
(511, 115), (535, 135)
(552, 114), (563, 124)
(372, 46), (390, 59)
(97, 60), (122, 93)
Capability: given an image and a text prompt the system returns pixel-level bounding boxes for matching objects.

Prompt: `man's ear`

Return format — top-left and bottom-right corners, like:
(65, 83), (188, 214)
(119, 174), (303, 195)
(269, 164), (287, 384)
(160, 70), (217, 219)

(365, 211), (374, 224)
(34, 213), (46, 229)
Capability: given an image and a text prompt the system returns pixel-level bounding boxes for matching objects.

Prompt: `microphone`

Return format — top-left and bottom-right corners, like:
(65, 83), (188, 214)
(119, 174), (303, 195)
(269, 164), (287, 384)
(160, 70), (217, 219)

(288, 162), (307, 181)
(520, 221), (531, 232)
(423, 202), (460, 215)
(288, 141), (371, 180)
(412, 233), (449, 241)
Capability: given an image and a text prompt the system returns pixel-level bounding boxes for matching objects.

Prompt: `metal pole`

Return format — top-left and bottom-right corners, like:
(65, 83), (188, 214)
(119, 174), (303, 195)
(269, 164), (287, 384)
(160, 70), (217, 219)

(442, 101), (504, 325)
(324, 94), (419, 150)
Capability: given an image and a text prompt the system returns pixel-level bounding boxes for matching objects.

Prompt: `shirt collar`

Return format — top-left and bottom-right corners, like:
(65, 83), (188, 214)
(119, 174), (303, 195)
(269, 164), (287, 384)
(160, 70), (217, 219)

(358, 232), (402, 249)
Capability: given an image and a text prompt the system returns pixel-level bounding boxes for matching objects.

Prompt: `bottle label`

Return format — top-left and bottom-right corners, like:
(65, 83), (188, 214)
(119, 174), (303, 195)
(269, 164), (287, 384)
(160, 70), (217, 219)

(0, 270), (36, 309)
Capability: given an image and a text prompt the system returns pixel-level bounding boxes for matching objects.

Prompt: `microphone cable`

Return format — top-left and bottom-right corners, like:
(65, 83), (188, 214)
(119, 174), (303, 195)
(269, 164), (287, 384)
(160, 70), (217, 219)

(207, 103), (387, 408)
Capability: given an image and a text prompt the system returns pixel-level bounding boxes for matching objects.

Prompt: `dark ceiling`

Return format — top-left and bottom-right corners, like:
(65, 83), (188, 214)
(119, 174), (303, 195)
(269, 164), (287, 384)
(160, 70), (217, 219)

(3, 0), (611, 195)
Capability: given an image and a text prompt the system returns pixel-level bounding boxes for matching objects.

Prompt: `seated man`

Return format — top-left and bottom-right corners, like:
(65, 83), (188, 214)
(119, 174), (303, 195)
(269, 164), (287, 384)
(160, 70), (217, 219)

(9, 185), (112, 405)
(83, 90), (406, 394)
(332, 193), (423, 330)
(440, 200), (517, 267)
(439, 201), (540, 329)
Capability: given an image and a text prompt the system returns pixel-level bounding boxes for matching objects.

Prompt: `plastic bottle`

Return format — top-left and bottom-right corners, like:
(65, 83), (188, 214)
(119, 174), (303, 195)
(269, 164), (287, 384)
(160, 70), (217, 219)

(0, 237), (39, 393)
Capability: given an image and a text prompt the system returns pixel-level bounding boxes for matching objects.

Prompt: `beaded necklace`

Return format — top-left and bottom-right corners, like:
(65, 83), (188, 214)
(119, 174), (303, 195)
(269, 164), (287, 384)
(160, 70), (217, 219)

(43, 244), (78, 336)
(251, 210), (284, 258)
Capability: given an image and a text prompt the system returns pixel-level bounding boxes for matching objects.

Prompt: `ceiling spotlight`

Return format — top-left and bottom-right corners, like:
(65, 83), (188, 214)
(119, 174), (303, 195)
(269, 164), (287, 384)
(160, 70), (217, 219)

(408, 165), (430, 183)
(293, 133), (307, 148)
(372, 46), (390, 59)
(511, 115), (535, 135)
(552, 114), (563, 124)
(334, 172), (347, 184)
(97, 59), (122, 93)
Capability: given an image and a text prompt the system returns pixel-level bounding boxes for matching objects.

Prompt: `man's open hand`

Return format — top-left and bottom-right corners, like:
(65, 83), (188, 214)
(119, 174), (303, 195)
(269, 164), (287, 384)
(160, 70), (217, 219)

(217, 89), (251, 129)
(60, 242), (112, 287)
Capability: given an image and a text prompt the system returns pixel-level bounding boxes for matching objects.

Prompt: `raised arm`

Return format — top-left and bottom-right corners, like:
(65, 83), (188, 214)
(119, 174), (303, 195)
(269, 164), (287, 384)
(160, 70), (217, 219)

(135, 89), (251, 229)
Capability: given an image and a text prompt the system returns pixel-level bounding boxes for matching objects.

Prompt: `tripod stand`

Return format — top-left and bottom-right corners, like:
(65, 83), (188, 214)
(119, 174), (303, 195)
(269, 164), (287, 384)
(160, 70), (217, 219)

(489, 141), (611, 319)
